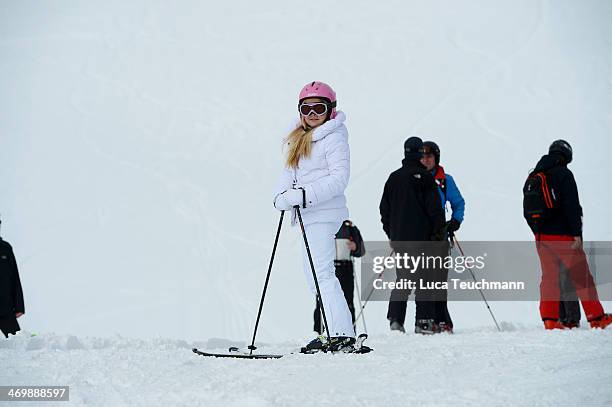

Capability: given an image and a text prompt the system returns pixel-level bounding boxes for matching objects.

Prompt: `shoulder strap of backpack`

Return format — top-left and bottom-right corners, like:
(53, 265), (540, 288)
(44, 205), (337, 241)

(533, 172), (555, 209)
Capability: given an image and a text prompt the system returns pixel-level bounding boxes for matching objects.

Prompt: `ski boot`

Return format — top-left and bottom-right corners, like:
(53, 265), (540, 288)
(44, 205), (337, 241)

(390, 320), (406, 333)
(300, 335), (327, 354)
(415, 319), (438, 335)
(589, 314), (612, 329)
(560, 319), (580, 329)
(438, 321), (454, 334)
(326, 336), (356, 353)
(544, 319), (567, 330)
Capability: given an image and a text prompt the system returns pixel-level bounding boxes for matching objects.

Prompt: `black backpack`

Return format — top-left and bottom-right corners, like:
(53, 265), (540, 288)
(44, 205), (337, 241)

(523, 170), (557, 230)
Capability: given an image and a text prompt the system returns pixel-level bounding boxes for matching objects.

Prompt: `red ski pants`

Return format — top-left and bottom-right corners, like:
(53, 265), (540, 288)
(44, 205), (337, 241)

(536, 234), (604, 321)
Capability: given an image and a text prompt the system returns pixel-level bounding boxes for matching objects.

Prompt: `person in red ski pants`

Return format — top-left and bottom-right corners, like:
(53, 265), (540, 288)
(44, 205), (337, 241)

(525, 140), (611, 329)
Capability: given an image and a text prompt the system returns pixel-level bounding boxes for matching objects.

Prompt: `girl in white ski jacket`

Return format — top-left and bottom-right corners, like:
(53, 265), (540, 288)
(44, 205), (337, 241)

(273, 81), (355, 350)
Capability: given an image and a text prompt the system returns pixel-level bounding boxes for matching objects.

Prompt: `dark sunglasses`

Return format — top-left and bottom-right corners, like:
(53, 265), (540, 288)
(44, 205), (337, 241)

(299, 102), (328, 116)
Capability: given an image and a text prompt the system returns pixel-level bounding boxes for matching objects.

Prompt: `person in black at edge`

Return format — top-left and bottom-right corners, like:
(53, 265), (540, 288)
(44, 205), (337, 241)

(314, 220), (365, 334)
(380, 136), (446, 334)
(0, 231), (25, 338)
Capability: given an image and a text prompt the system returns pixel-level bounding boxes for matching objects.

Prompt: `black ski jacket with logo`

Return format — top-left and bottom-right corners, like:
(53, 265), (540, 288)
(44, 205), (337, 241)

(0, 238), (25, 318)
(531, 154), (583, 237)
(380, 159), (445, 242)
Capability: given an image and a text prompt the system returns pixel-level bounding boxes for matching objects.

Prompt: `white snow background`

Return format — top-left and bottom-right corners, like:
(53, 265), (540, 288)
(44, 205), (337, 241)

(1, 0), (611, 406)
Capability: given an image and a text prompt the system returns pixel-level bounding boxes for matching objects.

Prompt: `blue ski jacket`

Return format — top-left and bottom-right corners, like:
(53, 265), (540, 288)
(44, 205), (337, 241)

(432, 166), (465, 223)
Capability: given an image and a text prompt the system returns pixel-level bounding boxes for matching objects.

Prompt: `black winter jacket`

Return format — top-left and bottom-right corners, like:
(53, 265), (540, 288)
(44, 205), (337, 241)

(380, 159), (446, 242)
(0, 238), (25, 318)
(530, 153), (583, 236)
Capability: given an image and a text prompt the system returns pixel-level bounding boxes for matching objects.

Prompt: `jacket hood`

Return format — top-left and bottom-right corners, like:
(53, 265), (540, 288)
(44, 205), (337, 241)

(534, 153), (565, 172)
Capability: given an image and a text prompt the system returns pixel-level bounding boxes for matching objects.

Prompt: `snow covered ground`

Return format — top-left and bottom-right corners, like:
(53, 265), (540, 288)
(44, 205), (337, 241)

(2, 327), (611, 407)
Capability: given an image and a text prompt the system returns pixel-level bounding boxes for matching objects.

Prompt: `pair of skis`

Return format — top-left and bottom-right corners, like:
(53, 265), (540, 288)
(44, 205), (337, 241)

(193, 333), (372, 359)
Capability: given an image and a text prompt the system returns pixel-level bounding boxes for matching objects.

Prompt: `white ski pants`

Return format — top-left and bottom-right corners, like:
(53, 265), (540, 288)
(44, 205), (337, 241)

(300, 221), (355, 337)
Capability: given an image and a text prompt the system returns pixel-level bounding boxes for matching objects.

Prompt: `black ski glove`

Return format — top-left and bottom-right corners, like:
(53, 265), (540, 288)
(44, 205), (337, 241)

(446, 218), (461, 234)
(430, 228), (446, 241)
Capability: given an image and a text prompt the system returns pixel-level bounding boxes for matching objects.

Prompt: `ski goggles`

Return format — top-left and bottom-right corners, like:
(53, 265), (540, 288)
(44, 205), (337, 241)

(298, 102), (329, 116)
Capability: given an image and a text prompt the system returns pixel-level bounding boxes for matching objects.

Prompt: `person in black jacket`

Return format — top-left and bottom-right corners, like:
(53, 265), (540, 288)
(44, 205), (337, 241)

(380, 136), (446, 334)
(313, 220), (365, 334)
(526, 140), (611, 329)
(0, 236), (25, 338)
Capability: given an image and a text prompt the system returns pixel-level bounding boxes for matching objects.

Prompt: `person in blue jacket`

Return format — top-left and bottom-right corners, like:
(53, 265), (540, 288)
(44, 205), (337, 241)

(422, 141), (465, 333)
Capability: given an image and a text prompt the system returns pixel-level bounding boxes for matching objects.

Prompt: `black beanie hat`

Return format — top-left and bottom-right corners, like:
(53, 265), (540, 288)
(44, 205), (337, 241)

(404, 136), (424, 161)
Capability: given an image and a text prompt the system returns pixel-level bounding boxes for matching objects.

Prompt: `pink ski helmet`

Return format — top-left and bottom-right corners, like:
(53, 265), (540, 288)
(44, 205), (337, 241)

(298, 81), (337, 119)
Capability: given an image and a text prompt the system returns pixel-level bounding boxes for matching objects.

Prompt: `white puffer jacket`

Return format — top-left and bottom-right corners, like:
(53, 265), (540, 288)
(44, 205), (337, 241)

(274, 111), (350, 225)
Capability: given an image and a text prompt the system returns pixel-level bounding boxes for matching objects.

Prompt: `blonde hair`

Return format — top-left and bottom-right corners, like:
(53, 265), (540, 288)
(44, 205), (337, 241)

(284, 117), (314, 168)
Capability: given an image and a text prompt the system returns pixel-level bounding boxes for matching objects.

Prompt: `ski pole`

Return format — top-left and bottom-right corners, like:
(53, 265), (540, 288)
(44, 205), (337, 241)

(295, 206), (332, 343)
(248, 210), (285, 355)
(352, 268), (368, 334)
(452, 235), (502, 332)
(352, 270), (384, 326)
(353, 249), (394, 325)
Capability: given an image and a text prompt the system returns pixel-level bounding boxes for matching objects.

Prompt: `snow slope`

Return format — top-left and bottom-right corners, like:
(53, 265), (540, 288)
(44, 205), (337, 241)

(1, 0), (611, 342)
(2, 327), (612, 407)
